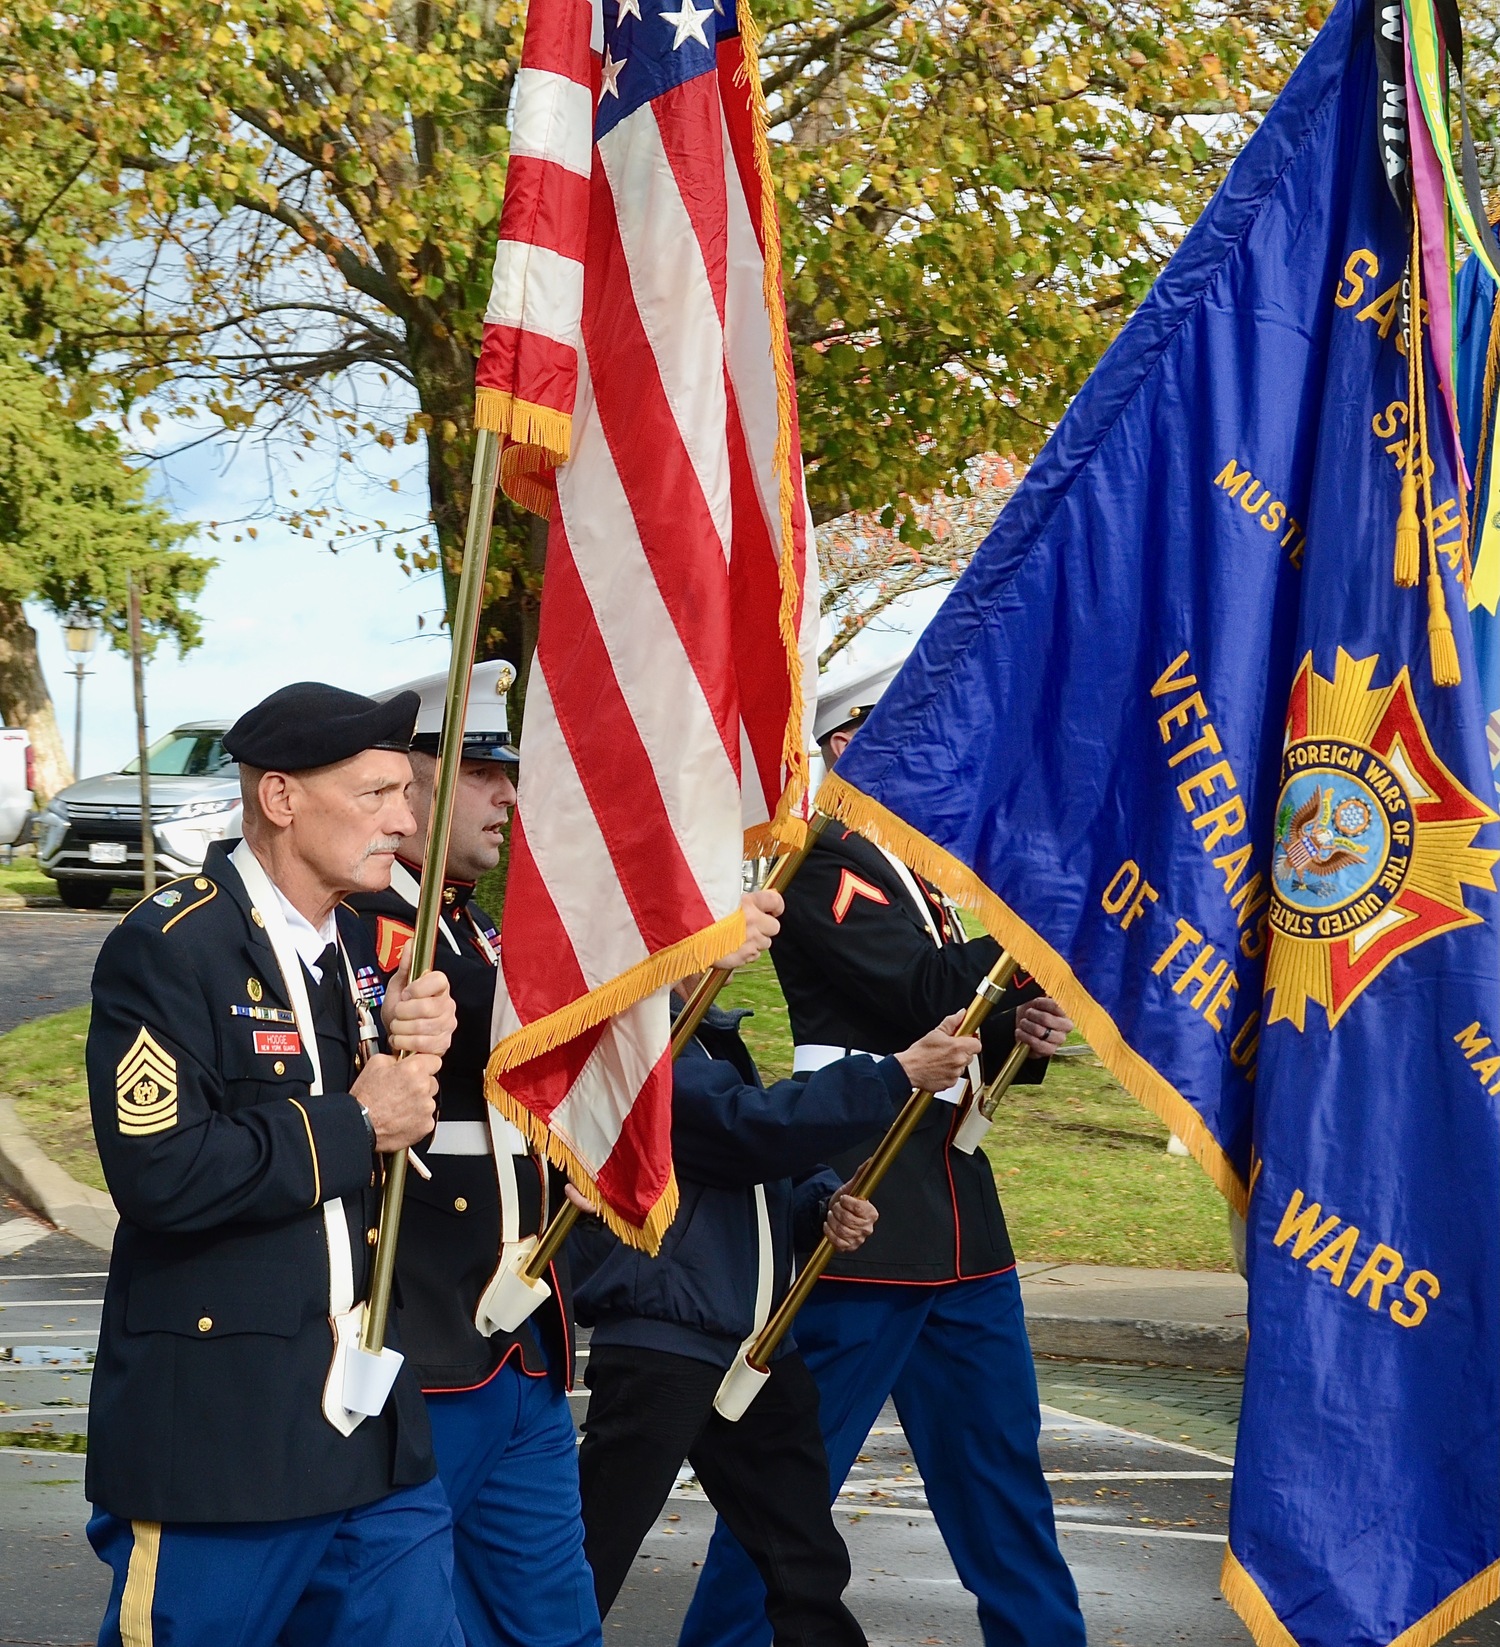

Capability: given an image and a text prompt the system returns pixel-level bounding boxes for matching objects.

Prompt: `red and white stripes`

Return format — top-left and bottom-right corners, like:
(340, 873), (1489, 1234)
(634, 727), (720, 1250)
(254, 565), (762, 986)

(480, 0), (816, 1247)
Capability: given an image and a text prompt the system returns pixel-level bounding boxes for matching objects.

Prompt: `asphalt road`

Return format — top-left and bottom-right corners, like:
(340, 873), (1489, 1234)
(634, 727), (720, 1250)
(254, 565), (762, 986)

(0, 1221), (1276, 1647)
(5, 1225), (1500, 1646)
(1, 921), (1495, 1645)
(0, 912), (115, 1036)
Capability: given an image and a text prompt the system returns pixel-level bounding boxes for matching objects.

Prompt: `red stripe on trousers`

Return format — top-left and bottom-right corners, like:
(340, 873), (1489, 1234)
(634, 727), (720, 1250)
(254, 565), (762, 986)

(536, 517), (718, 948)
(582, 157), (739, 776)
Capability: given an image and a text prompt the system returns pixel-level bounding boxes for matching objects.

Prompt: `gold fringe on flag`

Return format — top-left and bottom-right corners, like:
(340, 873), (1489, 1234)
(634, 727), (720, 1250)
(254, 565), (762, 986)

(815, 773), (1249, 1215)
(736, 0), (810, 851)
(1219, 1551), (1297, 1647)
(485, 1069), (681, 1254)
(474, 388), (572, 517)
(1221, 1544), (1500, 1647)
(487, 906), (748, 1076)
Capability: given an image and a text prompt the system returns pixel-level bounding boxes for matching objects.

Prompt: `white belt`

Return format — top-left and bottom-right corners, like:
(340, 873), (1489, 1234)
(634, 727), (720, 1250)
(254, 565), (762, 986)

(793, 1042), (968, 1105)
(429, 1118), (527, 1156)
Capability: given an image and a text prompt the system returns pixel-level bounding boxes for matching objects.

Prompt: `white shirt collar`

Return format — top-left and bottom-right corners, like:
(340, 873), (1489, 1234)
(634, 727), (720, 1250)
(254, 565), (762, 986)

(270, 882), (339, 981)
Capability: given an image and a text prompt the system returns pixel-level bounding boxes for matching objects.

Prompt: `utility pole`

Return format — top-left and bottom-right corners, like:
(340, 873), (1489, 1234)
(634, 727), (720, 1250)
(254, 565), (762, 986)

(127, 573), (155, 895)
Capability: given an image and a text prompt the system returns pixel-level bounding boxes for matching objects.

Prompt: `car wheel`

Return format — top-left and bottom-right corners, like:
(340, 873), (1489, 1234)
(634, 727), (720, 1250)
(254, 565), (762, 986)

(57, 878), (112, 909)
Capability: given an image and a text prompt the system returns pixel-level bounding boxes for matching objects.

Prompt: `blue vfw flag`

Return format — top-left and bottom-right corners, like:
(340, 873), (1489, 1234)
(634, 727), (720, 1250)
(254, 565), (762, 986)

(819, 0), (1500, 1641)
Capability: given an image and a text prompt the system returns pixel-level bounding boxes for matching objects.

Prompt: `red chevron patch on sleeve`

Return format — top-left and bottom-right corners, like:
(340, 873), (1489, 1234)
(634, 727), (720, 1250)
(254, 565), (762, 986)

(374, 915), (415, 974)
(832, 868), (891, 924)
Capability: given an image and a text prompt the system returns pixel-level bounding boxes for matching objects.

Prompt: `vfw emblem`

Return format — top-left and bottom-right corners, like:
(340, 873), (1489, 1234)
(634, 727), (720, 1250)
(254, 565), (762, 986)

(1265, 649), (1499, 1030)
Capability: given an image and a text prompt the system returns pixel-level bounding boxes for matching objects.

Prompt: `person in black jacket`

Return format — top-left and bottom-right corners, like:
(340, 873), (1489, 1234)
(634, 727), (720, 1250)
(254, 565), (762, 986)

(84, 684), (461, 1647)
(680, 661), (1087, 1647)
(575, 891), (981, 1646)
(350, 660), (602, 1647)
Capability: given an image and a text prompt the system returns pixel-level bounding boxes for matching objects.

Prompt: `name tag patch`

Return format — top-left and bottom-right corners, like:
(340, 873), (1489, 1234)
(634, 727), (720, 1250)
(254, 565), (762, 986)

(253, 1030), (302, 1057)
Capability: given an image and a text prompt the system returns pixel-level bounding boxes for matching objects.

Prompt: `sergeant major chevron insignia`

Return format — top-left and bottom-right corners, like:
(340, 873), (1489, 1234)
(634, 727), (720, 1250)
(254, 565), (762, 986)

(116, 1028), (179, 1136)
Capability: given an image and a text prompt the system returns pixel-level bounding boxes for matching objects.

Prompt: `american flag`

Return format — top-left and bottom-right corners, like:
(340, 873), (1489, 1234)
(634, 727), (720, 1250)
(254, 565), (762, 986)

(477, 0), (818, 1248)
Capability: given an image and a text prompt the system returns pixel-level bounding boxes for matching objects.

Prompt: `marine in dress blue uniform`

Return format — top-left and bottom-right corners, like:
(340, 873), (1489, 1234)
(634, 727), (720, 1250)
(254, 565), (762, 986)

(354, 660), (602, 1647)
(680, 659), (1088, 1647)
(85, 683), (463, 1647)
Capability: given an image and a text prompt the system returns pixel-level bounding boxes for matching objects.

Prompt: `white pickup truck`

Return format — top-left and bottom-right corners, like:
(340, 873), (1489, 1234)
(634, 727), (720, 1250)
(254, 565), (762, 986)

(0, 726), (34, 848)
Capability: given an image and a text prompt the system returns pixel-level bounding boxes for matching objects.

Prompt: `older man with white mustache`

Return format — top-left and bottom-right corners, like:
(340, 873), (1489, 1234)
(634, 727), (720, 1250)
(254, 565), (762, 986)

(84, 681), (462, 1647)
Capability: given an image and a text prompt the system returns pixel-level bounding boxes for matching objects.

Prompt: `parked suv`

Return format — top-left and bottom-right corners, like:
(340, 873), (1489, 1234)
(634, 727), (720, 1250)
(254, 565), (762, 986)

(36, 723), (240, 906)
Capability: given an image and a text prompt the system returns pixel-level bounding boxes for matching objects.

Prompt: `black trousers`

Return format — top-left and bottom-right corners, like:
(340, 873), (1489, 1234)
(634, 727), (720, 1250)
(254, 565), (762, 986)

(578, 1344), (865, 1646)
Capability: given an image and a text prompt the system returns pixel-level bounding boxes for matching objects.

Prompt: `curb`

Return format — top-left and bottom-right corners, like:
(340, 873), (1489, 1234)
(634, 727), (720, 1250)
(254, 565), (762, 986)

(0, 1097), (116, 1253)
(1026, 1313), (1245, 1371)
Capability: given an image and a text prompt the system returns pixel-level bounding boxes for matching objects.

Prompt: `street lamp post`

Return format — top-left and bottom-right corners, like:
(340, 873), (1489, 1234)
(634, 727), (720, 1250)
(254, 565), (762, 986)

(61, 608), (99, 780)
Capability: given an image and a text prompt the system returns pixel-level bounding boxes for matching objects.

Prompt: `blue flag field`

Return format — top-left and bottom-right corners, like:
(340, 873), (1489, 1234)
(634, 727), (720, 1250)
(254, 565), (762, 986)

(821, 1), (1500, 1641)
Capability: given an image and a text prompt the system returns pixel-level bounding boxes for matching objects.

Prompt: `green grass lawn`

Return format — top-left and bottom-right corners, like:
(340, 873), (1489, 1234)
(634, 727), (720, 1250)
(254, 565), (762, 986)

(0, 1005), (103, 1190)
(0, 959), (1235, 1269)
(0, 856), (54, 902)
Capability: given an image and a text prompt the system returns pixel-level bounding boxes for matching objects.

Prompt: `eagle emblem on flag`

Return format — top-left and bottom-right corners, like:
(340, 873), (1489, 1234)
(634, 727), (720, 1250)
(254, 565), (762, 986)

(1265, 650), (1500, 1030)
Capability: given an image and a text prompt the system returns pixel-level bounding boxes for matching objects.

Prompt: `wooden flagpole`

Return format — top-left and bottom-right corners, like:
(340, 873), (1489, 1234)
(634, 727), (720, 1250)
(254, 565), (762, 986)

(714, 947), (1026, 1419)
(361, 429), (504, 1357)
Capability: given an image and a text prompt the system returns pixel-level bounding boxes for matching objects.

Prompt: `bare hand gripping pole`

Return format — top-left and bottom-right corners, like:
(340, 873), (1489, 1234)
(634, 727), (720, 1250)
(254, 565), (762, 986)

(360, 429), (505, 1361)
(483, 813), (834, 1331)
(713, 948), (1023, 1420)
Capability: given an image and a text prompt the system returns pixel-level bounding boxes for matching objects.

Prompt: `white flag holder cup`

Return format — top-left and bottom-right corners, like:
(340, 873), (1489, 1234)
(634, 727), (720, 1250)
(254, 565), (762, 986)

(324, 1304), (405, 1433)
(714, 1344), (771, 1422)
(951, 1094), (994, 1156)
(343, 1331), (405, 1416)
(476, 1237), (553, 1335)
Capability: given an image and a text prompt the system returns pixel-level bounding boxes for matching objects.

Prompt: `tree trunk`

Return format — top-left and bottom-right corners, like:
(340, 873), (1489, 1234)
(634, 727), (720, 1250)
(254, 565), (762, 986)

(0, 598), (71, 801)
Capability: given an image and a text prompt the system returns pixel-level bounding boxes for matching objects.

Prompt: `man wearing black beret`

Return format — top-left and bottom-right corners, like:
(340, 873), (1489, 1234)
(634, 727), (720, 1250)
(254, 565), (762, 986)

(84, 681), (463, 1647)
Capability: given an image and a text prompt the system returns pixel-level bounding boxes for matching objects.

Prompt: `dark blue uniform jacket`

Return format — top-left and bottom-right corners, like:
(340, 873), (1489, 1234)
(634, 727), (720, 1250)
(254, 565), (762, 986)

(85, 840), (433, 1524)
(573, 1008), (909, 1370)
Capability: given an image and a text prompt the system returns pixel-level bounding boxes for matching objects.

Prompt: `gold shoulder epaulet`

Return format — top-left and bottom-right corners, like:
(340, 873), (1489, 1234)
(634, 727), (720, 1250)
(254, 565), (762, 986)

(122, 876), (219, 933)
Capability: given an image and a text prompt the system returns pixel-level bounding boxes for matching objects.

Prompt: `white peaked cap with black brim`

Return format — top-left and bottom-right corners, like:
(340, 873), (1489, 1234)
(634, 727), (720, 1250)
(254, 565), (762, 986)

(373, 658), (520, 764)
(813, 652), (912, 745)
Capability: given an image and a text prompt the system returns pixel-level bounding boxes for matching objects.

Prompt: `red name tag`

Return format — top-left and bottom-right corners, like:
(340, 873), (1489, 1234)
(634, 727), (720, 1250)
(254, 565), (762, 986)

(253, 1030), (302, 1057)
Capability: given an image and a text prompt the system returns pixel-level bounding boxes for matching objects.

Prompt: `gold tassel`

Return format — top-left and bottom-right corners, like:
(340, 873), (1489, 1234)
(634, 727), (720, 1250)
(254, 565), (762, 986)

(1395, 466), (1421, 586)
(1428, 566), (1463, 685)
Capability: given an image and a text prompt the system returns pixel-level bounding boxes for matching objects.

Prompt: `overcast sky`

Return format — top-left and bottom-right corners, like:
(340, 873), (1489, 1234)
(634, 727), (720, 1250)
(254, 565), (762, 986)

(28, 427), (946, 780)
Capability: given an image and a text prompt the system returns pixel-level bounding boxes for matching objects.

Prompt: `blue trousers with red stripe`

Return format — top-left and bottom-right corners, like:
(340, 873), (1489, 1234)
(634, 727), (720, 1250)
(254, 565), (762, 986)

(677, 1268), (1086, 1647)
(426, 1359), (603, 1647)
(89, 1477), (462, 1647)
